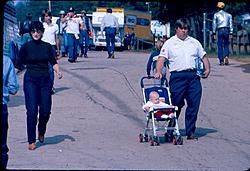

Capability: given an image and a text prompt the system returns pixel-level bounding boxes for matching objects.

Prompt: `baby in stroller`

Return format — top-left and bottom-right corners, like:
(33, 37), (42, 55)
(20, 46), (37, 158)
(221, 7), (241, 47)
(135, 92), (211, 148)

(139, 76), (183, 146)
(142, 91), (175, 119)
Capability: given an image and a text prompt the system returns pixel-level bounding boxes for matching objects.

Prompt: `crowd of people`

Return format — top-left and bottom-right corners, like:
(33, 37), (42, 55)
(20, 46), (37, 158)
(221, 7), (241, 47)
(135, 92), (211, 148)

(4, 2), (239, 169)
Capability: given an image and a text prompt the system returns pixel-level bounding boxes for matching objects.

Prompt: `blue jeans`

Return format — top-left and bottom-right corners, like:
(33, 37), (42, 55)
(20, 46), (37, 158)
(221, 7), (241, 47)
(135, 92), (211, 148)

(217, 28), (230, 64)
(79, 30), (90, 56)
(169, 71), (202, 136)
(23, 74), (53, 144)
(1, 104), (8, 169)
(63, 32), (68, 55)
(105, 27), (116, 56)
(67, 33), (79, 61)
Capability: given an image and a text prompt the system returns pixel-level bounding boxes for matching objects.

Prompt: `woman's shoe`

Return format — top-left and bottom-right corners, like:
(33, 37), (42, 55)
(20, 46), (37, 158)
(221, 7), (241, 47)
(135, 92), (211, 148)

(28, 143), (36, 150)
(38, 133), (44, 143)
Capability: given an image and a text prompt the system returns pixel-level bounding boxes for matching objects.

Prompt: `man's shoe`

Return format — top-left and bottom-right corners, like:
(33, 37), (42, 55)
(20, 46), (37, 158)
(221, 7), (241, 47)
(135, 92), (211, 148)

(51, 87), (56, 95)
(38, 133), (44, 143)
(187, 134), (198, 140)
(111, 52), (115, 58)
(224, 56), (229, 65)
(68, 59), (75, 63)
(84, 54), (88, 58)
(219, 62), (224, 66)
(28, 143), (36, 150)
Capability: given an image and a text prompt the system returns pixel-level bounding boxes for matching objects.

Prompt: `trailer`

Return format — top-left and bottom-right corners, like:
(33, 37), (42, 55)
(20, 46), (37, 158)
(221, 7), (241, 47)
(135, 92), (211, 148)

(92, 8), (124, 50)
(92, 7), (152, 50)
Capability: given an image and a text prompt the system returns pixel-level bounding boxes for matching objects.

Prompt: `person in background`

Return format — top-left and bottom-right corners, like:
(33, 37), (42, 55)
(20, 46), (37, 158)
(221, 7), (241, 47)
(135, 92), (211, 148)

(41, 9), (60, 94)
(212, 1), (233, 65)
(56, 10), (68, 57)
(65, 7), (83, 63)
(146, 39), (167, 86)
(79, 10), (93, 58)
(101, 8), (119, 59)
(19, 13), (32, 45)
(16, 21), (62, 150)
(2, 55), (19, 169)
(154, 18), (210, 140)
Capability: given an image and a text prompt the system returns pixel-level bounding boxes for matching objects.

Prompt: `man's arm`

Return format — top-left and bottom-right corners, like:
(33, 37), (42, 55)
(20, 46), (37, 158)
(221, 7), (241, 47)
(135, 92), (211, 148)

(154, 56), (165, 79)
(202, 55), (210, 78)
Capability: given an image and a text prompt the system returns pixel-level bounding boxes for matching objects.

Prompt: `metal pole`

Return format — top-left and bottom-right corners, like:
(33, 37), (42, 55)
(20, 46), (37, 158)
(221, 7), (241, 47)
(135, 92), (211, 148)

(48, 0), (51, 11)
(203, 13), (206, 49)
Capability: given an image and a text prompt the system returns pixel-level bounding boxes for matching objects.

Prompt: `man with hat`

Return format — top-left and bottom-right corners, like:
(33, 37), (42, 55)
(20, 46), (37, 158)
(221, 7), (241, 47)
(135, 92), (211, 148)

(65, 7), (83, 63)
(212, 1), (233, 65)
(79, 10), (93, 58)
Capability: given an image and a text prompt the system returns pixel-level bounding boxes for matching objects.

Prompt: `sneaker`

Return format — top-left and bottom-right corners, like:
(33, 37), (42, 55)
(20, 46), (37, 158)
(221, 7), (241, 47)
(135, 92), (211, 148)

(224, 56), (229, 65)
(68, 59), (75, 63)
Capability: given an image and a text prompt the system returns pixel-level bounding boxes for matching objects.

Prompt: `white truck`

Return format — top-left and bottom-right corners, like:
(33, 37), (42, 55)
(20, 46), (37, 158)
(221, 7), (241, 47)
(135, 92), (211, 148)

(92, 8), (124, 50)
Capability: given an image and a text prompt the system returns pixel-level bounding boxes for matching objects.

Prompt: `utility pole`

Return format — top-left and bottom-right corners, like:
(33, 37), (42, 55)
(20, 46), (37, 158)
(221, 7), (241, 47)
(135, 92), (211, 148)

(48, 0), (51, 11)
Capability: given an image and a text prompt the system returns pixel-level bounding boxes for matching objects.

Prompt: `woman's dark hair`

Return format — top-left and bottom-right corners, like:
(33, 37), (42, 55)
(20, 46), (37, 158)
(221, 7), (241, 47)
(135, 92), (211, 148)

(175, 18), (190, 30)
(30, 21), (44, 33)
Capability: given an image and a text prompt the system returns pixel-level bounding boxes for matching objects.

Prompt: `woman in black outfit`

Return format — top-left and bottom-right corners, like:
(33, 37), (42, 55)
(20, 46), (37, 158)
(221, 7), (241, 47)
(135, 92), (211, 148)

(16, 21), (62, 150)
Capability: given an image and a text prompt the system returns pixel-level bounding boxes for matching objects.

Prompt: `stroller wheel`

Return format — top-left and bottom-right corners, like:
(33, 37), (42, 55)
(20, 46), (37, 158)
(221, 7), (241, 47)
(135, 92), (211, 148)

(139, 134), (143, 143)
(173, 135), (183, 145)
(155, 140), (160, 146)
(149, 138), (154, 146)
(176, 135), (183, 145)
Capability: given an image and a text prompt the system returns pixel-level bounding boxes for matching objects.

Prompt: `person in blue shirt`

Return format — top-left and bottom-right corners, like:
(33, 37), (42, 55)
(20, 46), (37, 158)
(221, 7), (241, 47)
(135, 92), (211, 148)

(146, 39), (167, 86)
(2, 55), (19, 169)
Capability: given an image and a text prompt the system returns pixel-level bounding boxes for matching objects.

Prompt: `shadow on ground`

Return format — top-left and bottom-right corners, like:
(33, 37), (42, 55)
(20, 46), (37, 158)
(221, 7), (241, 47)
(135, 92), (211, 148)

(233, 63), (250, 73)
(36, 134), (75, 149)
(179, 127), (217, 138)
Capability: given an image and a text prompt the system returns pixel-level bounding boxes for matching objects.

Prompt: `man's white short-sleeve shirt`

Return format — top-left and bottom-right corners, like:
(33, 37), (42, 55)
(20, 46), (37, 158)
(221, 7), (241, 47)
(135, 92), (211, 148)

(159, 35), (206, 72)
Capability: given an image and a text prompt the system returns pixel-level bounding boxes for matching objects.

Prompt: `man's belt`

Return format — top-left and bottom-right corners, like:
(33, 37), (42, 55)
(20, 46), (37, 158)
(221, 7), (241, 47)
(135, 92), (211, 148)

(171, 69), (196, 73)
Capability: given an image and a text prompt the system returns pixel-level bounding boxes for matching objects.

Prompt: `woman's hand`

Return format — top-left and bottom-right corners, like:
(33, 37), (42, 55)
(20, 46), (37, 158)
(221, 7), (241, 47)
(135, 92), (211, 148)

(56, 71), (63, 79)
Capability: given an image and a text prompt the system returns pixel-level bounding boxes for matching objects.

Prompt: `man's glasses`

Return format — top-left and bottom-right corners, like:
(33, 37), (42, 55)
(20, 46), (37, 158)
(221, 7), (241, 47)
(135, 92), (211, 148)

(31, 29), (43, 34)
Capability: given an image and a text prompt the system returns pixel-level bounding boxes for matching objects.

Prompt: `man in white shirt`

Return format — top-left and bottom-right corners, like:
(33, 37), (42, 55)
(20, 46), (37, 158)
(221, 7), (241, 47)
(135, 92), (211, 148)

(154, 18), (210, 140)
(65, 7), (83, 63)
(41, 9), (59, 94)
(101, 8), (119, 58)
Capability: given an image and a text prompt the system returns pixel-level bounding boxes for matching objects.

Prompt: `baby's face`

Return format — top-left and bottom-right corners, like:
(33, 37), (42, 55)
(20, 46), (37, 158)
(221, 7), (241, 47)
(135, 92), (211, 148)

(150, 94), (160, 104)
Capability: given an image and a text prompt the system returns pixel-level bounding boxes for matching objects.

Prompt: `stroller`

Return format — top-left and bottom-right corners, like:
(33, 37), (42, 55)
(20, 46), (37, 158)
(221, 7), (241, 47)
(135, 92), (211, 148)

(139, 76), (183, 146)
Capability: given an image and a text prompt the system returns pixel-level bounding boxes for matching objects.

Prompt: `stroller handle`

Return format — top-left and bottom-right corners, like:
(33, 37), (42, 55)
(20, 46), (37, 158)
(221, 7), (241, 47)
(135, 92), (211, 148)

(140, 76), (168, 88)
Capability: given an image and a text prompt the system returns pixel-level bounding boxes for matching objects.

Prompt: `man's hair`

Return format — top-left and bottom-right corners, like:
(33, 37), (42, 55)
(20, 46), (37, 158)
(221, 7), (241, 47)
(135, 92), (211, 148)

(107, 8), (112, 13)
(175, 18), (190, 30)
(41, 9), (52, 22)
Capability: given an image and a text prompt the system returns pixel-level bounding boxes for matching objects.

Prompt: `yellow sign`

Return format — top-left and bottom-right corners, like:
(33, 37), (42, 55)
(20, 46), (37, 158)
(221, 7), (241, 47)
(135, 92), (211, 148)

(96, 8), (124, 13)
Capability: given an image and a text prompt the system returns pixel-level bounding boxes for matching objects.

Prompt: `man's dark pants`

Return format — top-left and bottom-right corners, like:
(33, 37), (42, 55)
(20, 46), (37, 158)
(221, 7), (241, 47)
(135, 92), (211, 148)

(169, 71), (202, 136)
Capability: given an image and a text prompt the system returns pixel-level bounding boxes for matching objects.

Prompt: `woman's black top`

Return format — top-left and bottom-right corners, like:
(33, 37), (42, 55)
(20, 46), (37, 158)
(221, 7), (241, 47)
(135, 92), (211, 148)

(16, 39), (57, 77)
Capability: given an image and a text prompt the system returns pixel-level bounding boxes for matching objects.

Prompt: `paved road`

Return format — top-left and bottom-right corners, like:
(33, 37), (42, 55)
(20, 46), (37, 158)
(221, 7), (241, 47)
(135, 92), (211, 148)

(7, 51), (250, 170)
